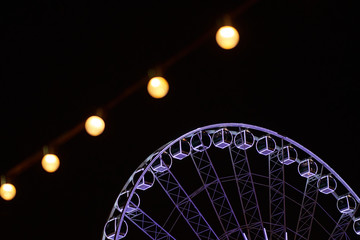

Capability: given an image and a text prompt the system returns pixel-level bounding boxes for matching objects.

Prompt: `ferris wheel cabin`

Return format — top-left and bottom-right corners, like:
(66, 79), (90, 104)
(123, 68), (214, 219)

(132, 169), (155, 191)
(277, 146), (297, 165)
(104, 218), (128, 240)
(298, 159), (318, 178)
(337, 195), (357, 214)
(234, 129), (255, 150)
(190, 131), (212, 152)
(212, 128), (233, 149)
(170, 139), (191, 160)
(151, 152), (172, 173)
(317, 175), (337, 194)
(116, 191), (140, 213)
(256, 136), (276, 155)
(354, 218), (360, 235)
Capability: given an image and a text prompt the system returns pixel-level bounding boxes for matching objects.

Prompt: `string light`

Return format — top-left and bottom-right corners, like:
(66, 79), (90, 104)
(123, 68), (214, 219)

(85, 116), (105, 136)
(0, 183), (16, 201)
(4, 1), (256, 202)
(41, 154), (60, 173)
(147, 77), (169, 99)
(216, 26), (240, 50)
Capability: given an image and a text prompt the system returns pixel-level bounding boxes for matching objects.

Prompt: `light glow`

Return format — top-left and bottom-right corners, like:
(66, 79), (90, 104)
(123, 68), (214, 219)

(0, 183), (16, 201)
(216, 26), (240, 50)
(147, 77), (169, 99)
(85, 115), (105, 136)
(42, 154), (60, 173)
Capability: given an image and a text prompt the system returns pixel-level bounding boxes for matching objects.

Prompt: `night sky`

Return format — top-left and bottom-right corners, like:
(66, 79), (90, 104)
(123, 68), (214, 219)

(1, 0), (359, 239)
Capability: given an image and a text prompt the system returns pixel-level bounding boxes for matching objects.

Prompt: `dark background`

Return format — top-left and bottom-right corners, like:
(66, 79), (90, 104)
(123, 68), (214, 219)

(1, 0), (358, 239)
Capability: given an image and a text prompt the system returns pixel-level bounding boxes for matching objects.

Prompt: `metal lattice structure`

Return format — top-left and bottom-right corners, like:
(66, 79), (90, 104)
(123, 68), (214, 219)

(102, 123), (360, 240)
(294, 171), (322, 240)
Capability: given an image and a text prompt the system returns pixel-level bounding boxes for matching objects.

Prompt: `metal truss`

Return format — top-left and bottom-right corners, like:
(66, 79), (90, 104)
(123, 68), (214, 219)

(328, 213), (353, 240)
(228, 145), (266, 240)
(191, 150), (243, 240)
(126, 207), (175, 240)
(294, 170), (322, 240)
(268, 143), (286, 240)
(155, 169), (219, 240)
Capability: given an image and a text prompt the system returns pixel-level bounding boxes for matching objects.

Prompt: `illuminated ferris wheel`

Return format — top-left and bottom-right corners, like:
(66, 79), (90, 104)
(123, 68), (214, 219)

(102, 123), (360, 240)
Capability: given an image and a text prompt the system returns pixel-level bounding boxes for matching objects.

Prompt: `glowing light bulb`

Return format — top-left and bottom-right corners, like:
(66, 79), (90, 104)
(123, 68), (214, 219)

(42, 154), (60, 173)
(216, 26), (240, 50)
(0, 183), (16, 201)
(147, 77), (169, 99)
(85, 116), (105, 136)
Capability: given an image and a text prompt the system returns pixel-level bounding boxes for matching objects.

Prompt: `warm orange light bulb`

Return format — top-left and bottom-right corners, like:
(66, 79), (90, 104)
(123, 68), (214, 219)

(85, 116), (105, 136)
(147, 77), (169, 99)
(0, 183), (16, 201)
(42, 154), (60, 173)
(216, 26), (240, 50)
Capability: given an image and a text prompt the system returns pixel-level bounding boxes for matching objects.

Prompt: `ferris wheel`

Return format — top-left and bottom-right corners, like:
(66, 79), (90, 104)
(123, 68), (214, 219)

(102, 123), (360, 240)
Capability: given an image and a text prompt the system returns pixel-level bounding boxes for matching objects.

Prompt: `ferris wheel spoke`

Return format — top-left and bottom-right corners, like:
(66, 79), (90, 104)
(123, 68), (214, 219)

(328, 213), (354, 240)
(162, 204), (183, 234)
(268, 141), (287, 240)
(155, 169), (220, 240)
(228, 145), (266, 240)
(125, 207), (176, 240)
(294, 169), (322, 240)
(191, 150), (243, 240)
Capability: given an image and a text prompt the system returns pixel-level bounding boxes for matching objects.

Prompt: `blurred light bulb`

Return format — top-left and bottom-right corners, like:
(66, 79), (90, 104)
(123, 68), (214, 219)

(85, 116), (105, 136)
(147, 77), (169, 99)
(42, 154), (60, 173)
(216, 26), (240, 50)
(0, 183), (16, 201)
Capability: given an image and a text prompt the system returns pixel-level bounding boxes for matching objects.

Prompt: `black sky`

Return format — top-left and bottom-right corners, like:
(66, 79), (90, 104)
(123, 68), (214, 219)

(1, 0), (359, 239)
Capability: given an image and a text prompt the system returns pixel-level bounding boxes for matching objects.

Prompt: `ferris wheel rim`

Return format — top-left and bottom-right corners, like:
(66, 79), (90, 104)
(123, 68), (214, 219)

(141, 122), (359, 203)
